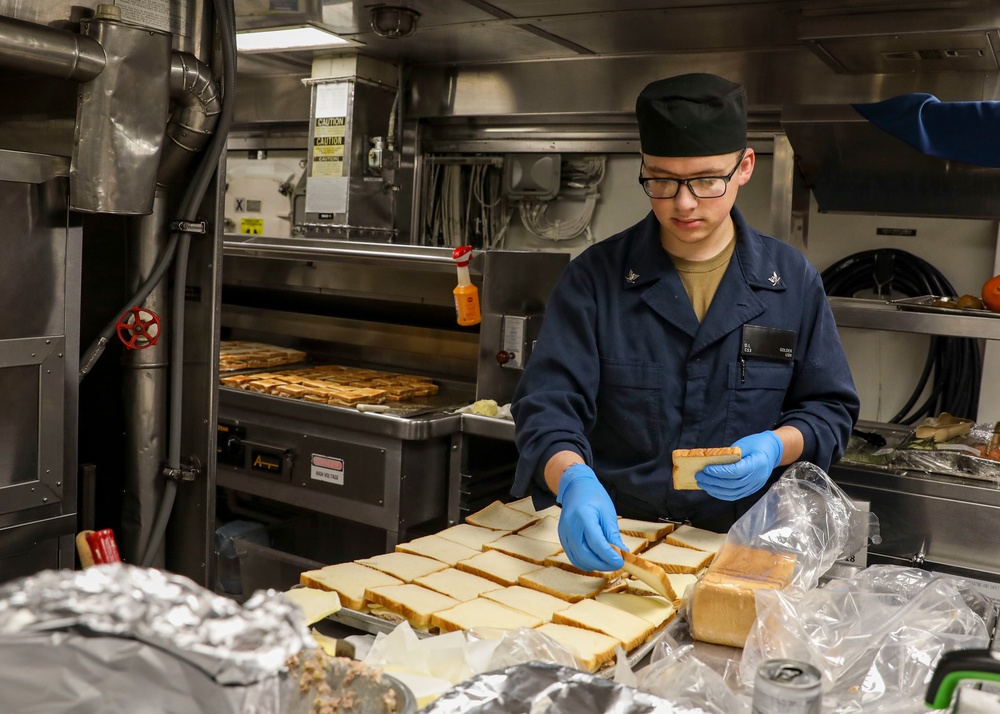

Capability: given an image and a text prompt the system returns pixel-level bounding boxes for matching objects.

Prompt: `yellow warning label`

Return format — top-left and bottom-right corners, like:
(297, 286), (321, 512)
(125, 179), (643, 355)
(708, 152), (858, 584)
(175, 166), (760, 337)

(240, 218), (264, 235)
(312, 155), (344, 178)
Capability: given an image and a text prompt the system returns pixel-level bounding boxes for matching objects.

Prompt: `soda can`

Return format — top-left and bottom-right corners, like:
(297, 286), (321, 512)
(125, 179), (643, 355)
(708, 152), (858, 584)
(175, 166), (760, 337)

(752, 659), (822, 714)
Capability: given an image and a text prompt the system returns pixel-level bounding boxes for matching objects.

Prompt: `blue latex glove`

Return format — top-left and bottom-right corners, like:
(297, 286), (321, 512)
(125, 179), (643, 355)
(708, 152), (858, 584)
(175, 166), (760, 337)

(556, 464), (626, 572)
(697, 431), (784, 501)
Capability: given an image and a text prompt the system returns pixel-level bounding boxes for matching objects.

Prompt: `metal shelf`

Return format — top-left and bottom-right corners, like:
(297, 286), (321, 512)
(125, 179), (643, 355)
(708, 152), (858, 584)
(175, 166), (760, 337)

(829, 297), (1000, 340)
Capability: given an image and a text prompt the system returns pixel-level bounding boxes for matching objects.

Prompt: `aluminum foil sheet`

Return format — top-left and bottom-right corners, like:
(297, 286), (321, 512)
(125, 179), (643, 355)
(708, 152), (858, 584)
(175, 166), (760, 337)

(0, 563), (314, 686)
(420, 661), (708, 714)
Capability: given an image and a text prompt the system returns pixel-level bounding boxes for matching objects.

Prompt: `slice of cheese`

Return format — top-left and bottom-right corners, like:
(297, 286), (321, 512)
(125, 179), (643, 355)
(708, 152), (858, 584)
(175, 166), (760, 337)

(613, 546), (675, 599)
(536, 623), (619, 672)
(282, 587), (342, 625)
(595, 592), (675, 628)
(552, 598), (657, 651)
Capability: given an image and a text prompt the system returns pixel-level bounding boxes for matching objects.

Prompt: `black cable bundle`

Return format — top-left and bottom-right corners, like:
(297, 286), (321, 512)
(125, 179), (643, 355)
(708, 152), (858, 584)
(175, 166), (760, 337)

(821, 249), (981, 424)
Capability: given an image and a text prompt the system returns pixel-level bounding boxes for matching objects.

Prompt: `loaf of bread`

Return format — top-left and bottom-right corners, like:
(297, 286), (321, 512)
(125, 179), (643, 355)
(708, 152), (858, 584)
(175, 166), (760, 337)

(671, 447), (741, 490)
(689, 543), (798, 648)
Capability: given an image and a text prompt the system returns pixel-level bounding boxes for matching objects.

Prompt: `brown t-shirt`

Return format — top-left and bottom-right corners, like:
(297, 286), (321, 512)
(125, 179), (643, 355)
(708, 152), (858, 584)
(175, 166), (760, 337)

(670, 237), (737, 322)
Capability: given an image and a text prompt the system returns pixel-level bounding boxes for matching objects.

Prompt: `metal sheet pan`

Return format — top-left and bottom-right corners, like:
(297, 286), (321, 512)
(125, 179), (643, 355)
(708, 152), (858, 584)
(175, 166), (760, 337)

(891, 295), (1000, 319)
(324, 606), (663, 677)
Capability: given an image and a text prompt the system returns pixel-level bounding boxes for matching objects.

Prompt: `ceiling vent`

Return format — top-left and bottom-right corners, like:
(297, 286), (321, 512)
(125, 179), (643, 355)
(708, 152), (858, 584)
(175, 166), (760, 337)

(799, 8), (1000, 74)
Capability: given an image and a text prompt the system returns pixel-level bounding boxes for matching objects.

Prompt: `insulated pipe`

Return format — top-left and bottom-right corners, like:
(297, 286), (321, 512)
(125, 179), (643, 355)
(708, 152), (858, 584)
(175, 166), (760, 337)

(121, 192), (171, 567)
(158, 51), (223, 187)
(0, 14), (105, 82)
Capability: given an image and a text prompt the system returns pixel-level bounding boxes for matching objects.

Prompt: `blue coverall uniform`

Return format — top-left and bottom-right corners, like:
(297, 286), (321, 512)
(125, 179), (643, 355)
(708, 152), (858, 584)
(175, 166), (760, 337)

(511, 207), (860, 530)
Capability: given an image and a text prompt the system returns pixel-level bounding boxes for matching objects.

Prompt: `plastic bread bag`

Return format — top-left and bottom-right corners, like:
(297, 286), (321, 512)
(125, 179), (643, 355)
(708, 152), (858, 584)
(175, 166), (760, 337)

(738, 565), (992, 712)
(636, 639), (751, 714)
(724, 462), (882, 597)
(687, 463), (881, 650)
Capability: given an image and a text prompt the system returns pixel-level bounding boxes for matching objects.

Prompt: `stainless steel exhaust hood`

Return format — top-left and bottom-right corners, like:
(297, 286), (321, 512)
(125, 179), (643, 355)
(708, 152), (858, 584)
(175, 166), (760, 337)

(799, 7), (1000, 74)
(781, 103), (1000, 219)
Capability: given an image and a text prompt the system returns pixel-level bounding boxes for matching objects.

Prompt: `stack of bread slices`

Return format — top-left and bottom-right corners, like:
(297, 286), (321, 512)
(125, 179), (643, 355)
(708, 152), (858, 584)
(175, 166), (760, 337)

(300, 499), (727, 672)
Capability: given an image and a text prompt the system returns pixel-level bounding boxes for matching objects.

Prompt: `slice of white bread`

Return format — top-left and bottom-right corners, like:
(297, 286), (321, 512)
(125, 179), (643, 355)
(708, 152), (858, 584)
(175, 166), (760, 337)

(640, 542), (715, 574)
(480, 585), (571, 623)
(455, 549), (544, 587)
(627, 573), (698, 604)
(551, 598), (657, 651)
(282, 587), (342, 625)
(595, 592), (676, 628)
(396, 534), (481, 566)
(664, 525), (728, 554)
(612, 546), (675, 599)
(621, 533), (650, 553)
(465, 500), (540, 532)
(515, 516), (561, 544)
(355, 552), (449, 583)
(430, 597), (544, 633)
(518, 566), (608, 603)
(435, 523), (508, 550)
(483, 533), (563, 565)
(671, 447), (741, 490)
(616, 518), (675, 541)
(300, 562), (403, 610)
(689, 542), (798, 648)
(536, 623), (620, 672)
(544, 551), (624, 579)
(507, 496), (562, 520)
(414, 567), (503, 602)
(363, 583), (460, 629)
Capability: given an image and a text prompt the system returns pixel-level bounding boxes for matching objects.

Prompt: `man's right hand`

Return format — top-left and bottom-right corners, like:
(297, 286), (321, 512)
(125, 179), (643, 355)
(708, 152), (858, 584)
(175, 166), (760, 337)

(556, 464), (626, 572)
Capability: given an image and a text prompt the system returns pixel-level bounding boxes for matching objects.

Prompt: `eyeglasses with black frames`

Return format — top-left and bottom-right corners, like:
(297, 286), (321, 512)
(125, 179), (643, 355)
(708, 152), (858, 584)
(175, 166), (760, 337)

(638, 148), (747, 199)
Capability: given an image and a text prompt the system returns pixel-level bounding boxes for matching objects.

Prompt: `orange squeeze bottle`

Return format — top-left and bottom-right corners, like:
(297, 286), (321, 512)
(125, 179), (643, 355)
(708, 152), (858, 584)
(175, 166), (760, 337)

(452, 245), (481, 326)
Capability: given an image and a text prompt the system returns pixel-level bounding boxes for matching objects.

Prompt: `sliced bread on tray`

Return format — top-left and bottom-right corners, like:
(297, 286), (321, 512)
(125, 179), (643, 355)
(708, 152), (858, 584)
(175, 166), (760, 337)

(300, 562), (403, 610)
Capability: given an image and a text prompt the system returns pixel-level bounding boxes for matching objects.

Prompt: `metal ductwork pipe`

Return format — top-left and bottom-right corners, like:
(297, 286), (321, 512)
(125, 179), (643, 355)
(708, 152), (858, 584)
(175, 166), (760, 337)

(158, 51), (223, 187)
(0, 13), (105, 82)
(122, 192), (172, 567)
(72, 7), (172, 215)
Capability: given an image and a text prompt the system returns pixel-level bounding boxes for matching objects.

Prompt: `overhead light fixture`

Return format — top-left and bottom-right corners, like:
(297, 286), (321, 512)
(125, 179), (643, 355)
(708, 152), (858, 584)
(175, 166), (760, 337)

(370, 6), (420, 39)
(236, 25), (355, 53)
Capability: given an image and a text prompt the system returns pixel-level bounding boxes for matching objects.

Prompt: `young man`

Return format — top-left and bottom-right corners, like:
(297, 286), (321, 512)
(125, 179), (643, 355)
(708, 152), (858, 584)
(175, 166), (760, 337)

(511, 73), (860, 572)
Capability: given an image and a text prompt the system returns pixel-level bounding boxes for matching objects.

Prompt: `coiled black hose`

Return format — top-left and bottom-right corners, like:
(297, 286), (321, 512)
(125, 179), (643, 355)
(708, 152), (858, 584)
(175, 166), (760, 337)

(821, 249), (981, 424)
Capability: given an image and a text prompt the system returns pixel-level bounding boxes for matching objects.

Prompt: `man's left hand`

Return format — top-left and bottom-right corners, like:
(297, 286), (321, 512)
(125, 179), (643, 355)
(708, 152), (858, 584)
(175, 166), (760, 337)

(697, 431), (783, 501)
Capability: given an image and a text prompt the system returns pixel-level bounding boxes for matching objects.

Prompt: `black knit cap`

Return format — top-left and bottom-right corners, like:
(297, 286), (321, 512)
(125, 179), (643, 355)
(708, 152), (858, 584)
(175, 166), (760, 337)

(636, 73), (747, 157)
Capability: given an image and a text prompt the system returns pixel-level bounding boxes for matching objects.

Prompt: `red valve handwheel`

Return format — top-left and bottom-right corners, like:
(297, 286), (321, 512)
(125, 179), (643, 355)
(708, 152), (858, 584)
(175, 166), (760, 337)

(116, 306), (161, 350)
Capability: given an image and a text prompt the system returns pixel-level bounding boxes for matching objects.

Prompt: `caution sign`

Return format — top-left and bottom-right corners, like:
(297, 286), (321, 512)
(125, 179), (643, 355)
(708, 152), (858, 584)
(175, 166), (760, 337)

(240, 217), (264, 235)
(312, 126), (345, 177)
